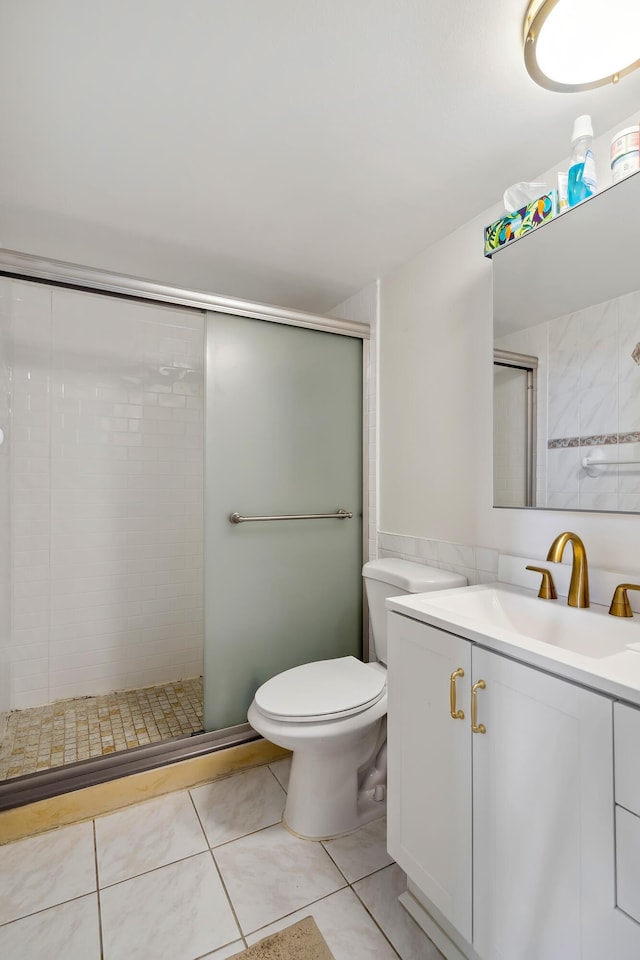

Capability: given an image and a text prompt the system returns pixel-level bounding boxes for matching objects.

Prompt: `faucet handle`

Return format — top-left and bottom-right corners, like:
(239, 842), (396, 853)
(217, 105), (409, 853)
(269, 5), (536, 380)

(526, 566), (558, 600)
(609, 583), (640, 618)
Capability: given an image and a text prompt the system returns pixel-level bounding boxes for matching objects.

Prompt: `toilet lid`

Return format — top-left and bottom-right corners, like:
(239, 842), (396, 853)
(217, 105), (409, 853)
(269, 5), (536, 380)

(254, 656), (386, 722)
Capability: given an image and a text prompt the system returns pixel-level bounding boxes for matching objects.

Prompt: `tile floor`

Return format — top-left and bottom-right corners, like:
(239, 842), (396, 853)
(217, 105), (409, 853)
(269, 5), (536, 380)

(0, 678), (203, 780)
(0, 758), (444, 960)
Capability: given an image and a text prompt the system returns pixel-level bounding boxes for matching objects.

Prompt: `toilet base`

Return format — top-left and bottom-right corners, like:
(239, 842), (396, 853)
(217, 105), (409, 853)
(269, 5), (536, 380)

(248, 691), (388, 841)
(281, 725), (387, 840)
(283, 794), (386, 841)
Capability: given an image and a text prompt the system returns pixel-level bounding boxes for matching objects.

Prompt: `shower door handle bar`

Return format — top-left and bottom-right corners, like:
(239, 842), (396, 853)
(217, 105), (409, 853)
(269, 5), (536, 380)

(229, 508), (353, 524)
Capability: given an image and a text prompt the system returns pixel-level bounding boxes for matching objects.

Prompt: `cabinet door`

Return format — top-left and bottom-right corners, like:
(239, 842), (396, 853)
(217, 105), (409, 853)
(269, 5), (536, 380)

(472, 647), (614, 960)
(387, 614), (472, 940)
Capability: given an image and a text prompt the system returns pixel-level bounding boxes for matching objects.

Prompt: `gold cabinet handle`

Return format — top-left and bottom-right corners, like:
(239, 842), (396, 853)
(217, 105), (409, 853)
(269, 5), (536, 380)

(525, 565), (557, 600)
(449, 667), (465, 719)
(471, 679), (486, 734)
(609, 583), (640, 617)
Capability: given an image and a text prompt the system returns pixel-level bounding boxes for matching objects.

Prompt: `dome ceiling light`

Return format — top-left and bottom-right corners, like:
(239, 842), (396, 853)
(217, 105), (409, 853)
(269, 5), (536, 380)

(523, 0), (640, 92)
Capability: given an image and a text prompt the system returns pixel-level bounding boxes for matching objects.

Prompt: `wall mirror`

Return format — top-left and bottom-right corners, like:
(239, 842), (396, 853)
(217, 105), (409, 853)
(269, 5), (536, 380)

(492, 170), (640, 513)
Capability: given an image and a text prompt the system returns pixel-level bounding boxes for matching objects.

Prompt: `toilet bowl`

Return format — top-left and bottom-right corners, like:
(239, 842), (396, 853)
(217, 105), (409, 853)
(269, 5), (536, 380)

(247, 558), (466, 840)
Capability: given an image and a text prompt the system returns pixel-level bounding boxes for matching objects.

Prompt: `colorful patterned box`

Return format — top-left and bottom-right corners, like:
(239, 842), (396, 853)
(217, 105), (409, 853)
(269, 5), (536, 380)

(484, 191), (557, 257)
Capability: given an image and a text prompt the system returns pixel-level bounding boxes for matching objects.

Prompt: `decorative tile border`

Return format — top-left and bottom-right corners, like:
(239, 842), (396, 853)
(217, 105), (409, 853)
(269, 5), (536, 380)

(580, 434), (620, 446)
(549, 432), (640, 449)
(548, 437), (579, 448)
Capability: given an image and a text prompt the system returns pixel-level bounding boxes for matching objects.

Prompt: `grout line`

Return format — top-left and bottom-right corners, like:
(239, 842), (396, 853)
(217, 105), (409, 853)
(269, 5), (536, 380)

(92, 819), (105, 960)
(318, 840), (350, 886)
(97, 847), (210, 892)
(205, 817), (287, 852)
(193, 944), (245, 960)
(349, 874), (404, 960)
(0, 890), (98, 930)
(241, 886), (350, 942)
(188, 790), (246, 948)
(264, 759), (289, 793)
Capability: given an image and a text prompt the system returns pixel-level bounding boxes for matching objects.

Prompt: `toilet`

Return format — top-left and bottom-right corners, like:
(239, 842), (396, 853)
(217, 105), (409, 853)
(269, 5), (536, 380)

(247, 557), (467, 840)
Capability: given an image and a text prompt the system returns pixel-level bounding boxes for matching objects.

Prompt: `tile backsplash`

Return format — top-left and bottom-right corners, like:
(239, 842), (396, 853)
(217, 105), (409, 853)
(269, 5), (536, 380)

(2, 279), (204, 710)
(378, 531), (499, 586)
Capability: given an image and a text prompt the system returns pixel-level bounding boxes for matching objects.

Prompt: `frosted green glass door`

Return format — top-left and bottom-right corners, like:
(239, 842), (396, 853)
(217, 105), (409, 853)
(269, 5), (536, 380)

(204, 313), (363, 730)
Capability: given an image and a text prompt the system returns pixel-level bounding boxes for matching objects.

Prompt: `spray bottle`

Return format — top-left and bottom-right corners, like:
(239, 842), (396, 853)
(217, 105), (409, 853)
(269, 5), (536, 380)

(567, 115), (597, 207)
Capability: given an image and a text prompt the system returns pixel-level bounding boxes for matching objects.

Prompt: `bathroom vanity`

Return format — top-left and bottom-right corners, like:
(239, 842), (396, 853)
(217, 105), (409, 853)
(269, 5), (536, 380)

(386, 558), (640, 960)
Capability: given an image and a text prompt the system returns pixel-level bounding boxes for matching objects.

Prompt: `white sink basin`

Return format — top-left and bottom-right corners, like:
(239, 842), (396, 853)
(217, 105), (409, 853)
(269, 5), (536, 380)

(409, 584), (638, 660)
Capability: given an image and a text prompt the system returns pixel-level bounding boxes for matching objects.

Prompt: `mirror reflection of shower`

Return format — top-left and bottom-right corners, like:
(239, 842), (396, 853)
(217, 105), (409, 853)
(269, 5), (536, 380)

(493, 350), (538, 508)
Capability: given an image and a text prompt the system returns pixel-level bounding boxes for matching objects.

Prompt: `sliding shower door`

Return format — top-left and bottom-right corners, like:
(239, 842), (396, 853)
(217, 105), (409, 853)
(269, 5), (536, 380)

(204, 313), (363, 730)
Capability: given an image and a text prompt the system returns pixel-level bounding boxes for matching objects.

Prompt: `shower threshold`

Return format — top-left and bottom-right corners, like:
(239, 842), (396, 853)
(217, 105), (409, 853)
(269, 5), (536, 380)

(0, 677), (203, 782)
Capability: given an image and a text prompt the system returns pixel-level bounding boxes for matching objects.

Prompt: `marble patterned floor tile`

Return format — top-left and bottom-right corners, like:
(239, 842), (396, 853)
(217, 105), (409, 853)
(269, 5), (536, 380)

(245, 887), (398, 960)
(322, 816), (393, 883)
(0, 893), (101, 960)
(354, 864), (444, 960)
(200, 942), (246, 958)
(191, 766), (285, 847)
(100, 852), (239, 960)
(95, 789), (208, 886)
(214, 823), (346, 934)
(268, 756), (291, 791)
(0, 821), (96, 925)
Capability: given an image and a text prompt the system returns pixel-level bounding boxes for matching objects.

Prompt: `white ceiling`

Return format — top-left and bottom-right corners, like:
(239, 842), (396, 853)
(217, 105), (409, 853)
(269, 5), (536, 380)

(1, 1), (640, 314)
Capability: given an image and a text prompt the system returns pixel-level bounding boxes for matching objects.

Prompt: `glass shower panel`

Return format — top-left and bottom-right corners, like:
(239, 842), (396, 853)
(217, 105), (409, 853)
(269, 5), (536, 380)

(204, 313), (363, 731)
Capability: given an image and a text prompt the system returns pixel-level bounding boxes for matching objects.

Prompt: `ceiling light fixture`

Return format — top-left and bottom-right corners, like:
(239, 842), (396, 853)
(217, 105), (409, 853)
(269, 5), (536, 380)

(523, 0), (640, 92)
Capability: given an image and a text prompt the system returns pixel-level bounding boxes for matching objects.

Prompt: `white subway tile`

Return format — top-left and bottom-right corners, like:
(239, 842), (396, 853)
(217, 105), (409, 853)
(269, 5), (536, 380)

(158, 393), (186, 408)
(12, 688), (50, 709)
(9, 640), (49, 663)
(11, 657), (49, 679)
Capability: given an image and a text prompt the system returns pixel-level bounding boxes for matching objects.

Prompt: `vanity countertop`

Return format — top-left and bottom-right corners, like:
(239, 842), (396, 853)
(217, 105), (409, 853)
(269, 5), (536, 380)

(387, 581), (640, 708)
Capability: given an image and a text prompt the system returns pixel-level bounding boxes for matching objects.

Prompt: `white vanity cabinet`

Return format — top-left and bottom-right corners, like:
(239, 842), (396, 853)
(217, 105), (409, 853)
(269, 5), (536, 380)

(613, 702), (640, 957)
(386, 614), (473, 940)
(387, 612), (615, 960)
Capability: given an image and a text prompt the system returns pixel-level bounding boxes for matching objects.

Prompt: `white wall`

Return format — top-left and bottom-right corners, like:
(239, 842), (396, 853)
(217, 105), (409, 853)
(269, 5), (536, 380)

(380, 112), (640, 575)
(2, 280), (204, 709)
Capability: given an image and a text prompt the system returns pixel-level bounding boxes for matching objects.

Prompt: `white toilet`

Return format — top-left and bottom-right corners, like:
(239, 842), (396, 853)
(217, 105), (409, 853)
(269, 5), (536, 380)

(247, 557), (466, 840)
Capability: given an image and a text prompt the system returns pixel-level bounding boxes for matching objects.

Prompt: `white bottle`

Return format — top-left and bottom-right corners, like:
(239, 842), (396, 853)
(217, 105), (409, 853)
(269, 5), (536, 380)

(567, 115), (597, 207)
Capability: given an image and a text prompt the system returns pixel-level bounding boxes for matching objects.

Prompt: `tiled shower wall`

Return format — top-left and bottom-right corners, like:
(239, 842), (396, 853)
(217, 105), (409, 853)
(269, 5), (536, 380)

(2, 279), (204, 710)
(497, 287), (640, 511)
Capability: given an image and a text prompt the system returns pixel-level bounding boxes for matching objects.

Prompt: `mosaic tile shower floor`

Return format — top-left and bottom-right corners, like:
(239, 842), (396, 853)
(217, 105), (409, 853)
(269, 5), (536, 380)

(0, 677), (203, 781)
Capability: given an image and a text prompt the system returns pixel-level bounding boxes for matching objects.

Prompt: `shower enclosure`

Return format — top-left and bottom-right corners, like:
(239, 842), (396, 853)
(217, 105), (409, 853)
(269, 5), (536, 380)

(0, 252), (368, 809)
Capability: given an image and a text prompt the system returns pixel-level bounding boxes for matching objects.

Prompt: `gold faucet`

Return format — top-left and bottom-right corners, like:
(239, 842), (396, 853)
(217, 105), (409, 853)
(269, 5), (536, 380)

(609, 583), (640, 618)
(525, 566), (558, 600)
(546, 532), (589, 608)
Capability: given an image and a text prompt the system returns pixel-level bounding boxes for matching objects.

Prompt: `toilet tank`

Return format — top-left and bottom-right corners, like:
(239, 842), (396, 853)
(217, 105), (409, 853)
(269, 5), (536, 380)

(362, 558), (467, 663)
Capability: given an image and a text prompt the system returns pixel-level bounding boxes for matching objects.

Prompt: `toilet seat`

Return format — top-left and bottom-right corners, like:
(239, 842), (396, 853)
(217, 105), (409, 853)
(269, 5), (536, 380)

(254, 656), (386, 722)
